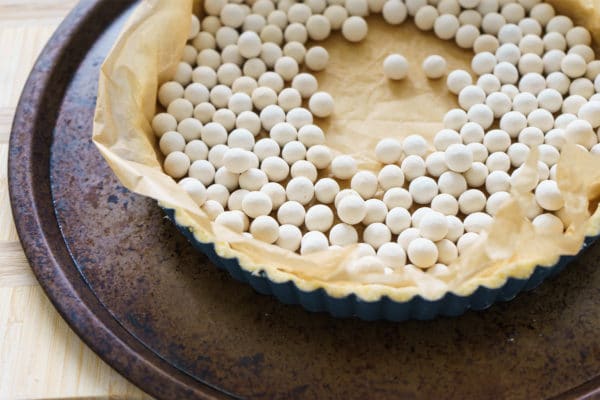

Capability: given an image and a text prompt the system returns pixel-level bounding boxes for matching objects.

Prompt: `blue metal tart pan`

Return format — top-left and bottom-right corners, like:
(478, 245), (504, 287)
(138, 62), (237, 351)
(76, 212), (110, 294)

(164, 207), (599, 321)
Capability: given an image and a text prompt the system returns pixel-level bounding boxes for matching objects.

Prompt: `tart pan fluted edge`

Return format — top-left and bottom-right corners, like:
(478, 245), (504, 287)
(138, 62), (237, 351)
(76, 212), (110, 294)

(163, 205), (600, 320)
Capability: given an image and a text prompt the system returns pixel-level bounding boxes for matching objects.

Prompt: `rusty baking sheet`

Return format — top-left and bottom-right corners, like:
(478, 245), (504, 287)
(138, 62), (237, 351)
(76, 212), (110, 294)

(8, 0), (600, 399)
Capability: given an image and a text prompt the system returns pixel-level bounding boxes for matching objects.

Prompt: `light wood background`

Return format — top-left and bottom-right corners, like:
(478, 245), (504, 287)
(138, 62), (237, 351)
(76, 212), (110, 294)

(0, 1), (153, 399)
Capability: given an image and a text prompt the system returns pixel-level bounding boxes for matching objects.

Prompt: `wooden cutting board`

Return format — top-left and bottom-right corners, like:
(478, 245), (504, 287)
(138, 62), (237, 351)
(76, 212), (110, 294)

(0, 1), (151, 398)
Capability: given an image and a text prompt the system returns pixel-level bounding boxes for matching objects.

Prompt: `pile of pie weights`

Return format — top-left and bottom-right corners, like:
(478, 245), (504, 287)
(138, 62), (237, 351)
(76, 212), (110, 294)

(151, 0), (600, 276)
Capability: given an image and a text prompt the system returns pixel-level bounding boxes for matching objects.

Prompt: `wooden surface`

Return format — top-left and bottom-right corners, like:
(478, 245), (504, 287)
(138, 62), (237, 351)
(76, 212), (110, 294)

(0, 1), (152, 399)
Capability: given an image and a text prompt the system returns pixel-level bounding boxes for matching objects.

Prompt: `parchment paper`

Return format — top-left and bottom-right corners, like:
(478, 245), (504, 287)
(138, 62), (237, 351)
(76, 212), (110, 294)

(93, 0), (600, 301)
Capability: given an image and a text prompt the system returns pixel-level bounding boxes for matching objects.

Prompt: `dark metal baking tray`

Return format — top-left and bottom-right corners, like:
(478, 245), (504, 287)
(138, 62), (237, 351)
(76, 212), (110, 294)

(8, 0), (600, 398)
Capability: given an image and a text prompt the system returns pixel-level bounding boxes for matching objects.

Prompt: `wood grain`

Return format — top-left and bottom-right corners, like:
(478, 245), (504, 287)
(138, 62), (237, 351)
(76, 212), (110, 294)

(0, 1), (153, 398)
(0, 0), (79, 21)
(0, 107), (13, 144)
(0, 242), (35, 288)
